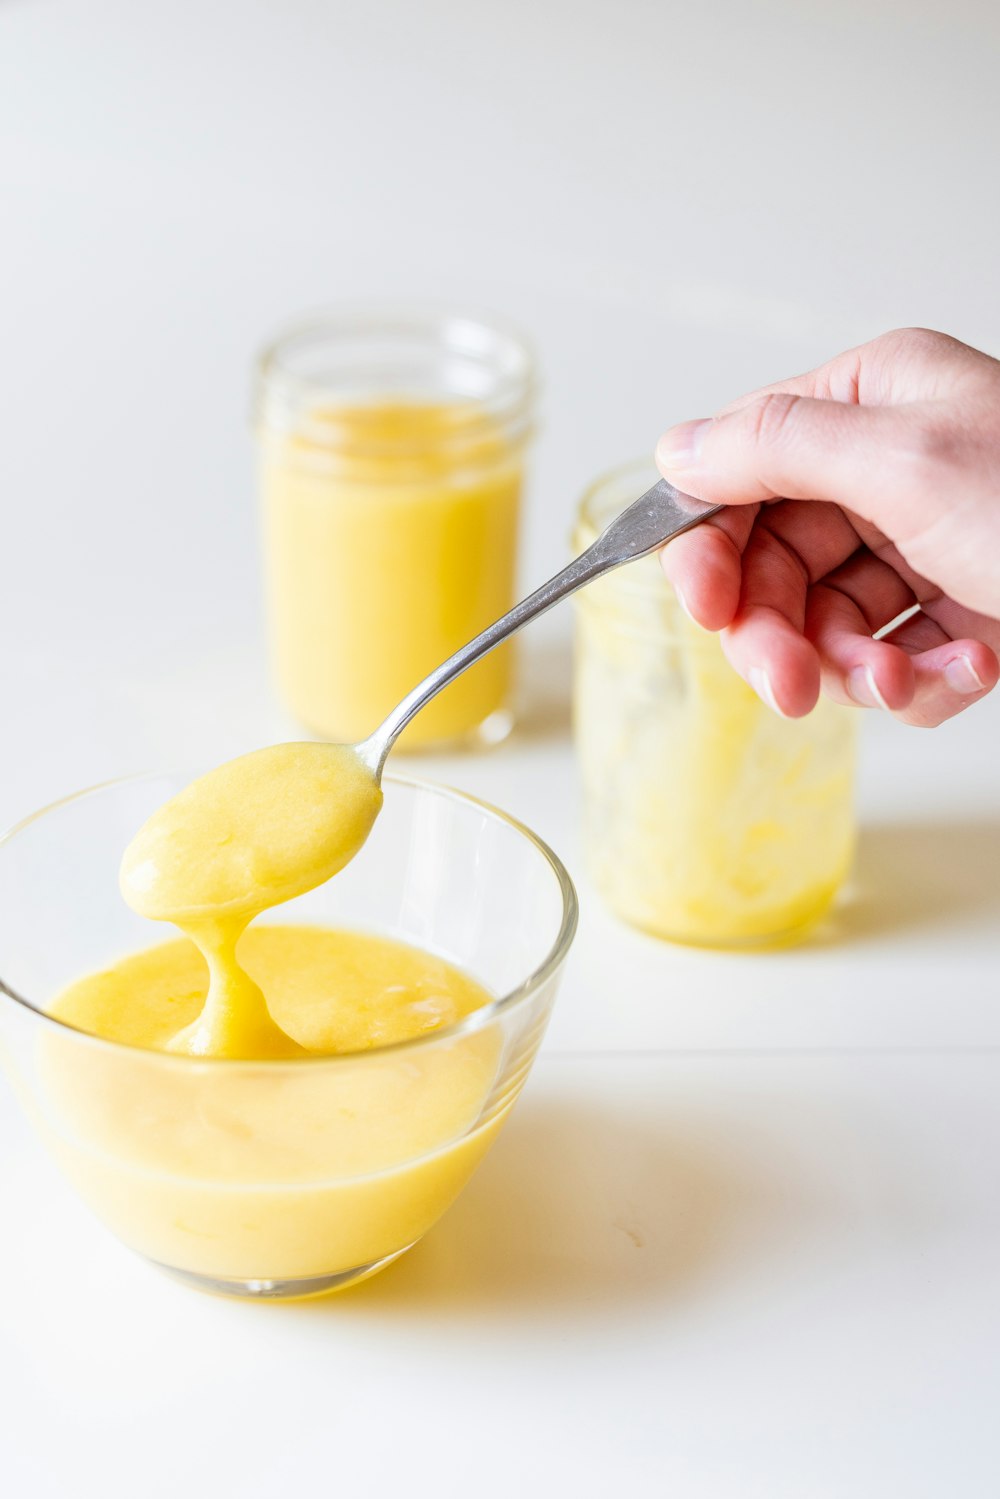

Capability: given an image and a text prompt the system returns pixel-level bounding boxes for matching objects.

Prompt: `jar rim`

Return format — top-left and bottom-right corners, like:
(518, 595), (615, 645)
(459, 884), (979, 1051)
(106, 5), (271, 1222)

(254, 302), (538, 456)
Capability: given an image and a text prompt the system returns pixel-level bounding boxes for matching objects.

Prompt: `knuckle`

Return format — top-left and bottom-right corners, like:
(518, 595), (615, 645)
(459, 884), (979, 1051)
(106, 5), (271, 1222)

(879, 326), (958, 360)
(745, 391), (802, 449)
(893, 416), (963, 474)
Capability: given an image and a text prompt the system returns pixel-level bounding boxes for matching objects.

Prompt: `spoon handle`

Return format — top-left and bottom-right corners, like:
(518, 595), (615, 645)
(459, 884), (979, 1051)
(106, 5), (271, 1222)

(359, 479), (723, 775)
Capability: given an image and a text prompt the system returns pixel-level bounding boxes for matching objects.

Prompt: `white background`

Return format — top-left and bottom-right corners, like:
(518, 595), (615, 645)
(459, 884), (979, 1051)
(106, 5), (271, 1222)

(1, 2), (1000, 1495)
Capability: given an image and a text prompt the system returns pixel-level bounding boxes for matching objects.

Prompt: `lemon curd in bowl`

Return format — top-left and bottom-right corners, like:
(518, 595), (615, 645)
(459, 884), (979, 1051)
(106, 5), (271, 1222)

(0, 773), (576, 1299)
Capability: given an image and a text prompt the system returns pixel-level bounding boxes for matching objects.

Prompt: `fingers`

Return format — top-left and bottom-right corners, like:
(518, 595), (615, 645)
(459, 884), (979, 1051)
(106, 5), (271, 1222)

(806, 576), (998, 726)
(659, 496), (863, 637)
(720, 611), (822, 719)
(660, 514), (825, 717)
(658, 509), (754, 630)
(718, 510), (821, 716)
(676, 511), (1000, 724)
(917, 591), (1000, 659)
(805, 556), (919, 711)
(655, 392), (906, 512)
(877, 621), (999, 727)
(702, 501), (868, 718)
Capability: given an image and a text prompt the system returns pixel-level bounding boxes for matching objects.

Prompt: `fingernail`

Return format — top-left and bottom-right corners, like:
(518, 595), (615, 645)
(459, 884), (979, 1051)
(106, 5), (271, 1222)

(847, 665), (890, 711)
(944, 653), (987, 695)
(673, 580), (696, 623)
(656, 418), (711, 471)
(748, 666), (788, 718)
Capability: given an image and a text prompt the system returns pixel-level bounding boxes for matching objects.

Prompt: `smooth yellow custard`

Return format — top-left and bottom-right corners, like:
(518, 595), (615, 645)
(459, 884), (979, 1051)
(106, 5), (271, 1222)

(52, 925), (492, 1055)
(37, 742), (507, 1288)
(260, 401), (522, 747)
(45, 925), (502, 1283)
(119, 742), (382, 1059)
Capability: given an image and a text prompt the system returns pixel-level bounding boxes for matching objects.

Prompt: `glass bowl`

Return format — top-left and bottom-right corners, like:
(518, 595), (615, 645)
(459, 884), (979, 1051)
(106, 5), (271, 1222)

(0, 773), (577, 1300)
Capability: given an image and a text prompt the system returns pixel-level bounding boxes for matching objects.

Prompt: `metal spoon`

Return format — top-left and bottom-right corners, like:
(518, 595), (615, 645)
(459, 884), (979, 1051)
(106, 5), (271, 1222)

(114, 477), (721, 936)
(355, 478), (722, 778)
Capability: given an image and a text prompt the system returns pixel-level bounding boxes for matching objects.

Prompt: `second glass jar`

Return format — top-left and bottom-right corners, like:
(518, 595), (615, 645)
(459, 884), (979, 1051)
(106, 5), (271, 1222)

(573, 461), (857, 947)
(255, 306), (536, 749)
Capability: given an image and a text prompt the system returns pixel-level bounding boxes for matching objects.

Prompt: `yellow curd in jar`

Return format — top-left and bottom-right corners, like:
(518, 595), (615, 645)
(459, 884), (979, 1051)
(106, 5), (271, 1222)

(574, 481), (856, 947)
(41, 744), (505, 1288)
(260, 401), (523, 747)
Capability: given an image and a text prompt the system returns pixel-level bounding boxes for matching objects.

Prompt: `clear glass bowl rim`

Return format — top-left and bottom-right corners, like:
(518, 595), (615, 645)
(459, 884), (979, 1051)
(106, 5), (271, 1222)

(0, 770), (578, 1070)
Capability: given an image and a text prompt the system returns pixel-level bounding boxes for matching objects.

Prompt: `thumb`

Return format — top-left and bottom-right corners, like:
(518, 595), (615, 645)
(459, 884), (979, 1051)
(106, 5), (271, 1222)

(656, 392), (922, 529)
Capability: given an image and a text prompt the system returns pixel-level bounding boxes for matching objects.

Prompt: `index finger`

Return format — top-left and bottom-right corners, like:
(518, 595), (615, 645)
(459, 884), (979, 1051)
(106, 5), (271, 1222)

(658, 507), (755, 632)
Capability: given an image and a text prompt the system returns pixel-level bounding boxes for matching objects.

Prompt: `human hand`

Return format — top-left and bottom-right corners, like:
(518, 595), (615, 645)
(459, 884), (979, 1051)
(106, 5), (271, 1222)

(655, 328), (1000, 726)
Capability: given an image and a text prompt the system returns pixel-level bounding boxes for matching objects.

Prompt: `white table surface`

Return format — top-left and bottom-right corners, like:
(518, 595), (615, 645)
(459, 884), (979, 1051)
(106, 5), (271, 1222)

(3, 0), (1000, 1492)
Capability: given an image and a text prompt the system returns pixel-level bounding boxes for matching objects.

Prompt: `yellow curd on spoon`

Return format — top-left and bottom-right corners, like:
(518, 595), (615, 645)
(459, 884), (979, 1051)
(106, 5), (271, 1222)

(118, 742), (382, 1059)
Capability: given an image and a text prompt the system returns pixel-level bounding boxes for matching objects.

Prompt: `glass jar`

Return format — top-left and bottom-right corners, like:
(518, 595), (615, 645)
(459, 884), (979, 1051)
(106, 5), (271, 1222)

(254, 306), (536, 750)
(573, 461), (857, 947)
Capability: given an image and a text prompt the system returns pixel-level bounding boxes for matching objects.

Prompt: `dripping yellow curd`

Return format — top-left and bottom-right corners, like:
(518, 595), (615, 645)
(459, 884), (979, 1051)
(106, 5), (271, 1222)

(35, 746), (522, 1292)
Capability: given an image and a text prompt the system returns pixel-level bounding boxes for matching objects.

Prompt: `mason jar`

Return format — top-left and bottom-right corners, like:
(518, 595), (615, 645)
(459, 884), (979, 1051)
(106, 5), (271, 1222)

(254, 306), (536, 749)
(573, 461), (857, 947)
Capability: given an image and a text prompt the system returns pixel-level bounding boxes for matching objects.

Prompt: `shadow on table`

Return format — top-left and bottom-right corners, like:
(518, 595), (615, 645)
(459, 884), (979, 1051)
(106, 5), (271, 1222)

(302, 1093), (770, 1323)
(811, 817), (1000, 947)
